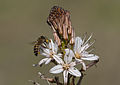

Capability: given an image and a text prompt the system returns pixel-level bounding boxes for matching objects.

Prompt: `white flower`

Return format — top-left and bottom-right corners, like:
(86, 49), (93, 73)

(38, 39), (63, 65)
(49, 49), (81, 84)
(74, 34), (99, 70)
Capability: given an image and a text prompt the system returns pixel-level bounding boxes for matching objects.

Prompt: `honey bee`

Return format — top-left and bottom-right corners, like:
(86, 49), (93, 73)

(34, 36), (49, 56)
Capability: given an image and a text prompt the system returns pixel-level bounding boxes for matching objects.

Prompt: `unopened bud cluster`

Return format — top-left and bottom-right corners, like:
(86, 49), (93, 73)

(47, 6), (75, 46)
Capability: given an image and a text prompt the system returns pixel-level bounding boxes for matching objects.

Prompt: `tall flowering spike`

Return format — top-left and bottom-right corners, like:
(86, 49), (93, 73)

(47, 6), (74, 46)
(32, 6), (99, 85)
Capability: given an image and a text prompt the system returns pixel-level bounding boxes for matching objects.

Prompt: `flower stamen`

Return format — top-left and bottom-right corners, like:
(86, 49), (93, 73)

(63, 64), (70, 70)
(50, 52), (54, 58)
(75, 52), (81, 59)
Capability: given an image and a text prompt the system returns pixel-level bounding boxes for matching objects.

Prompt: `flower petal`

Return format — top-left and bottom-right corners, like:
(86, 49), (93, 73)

(81, 61), (86, 71)
(75, 58), (83, 64)
(80, 43), (89, 52)
(74, 37), (83, 52)
(64, 49), (74, 64)
(41, 52), (50, 57)
(68, 67), (81, 77)
(64, 55), (68, 64)
(53, 55), (64, 64)
(51, 40), (55, 51)
(45, 58), (52, 64)
(74, 58), (85, 68)
(82, 53), (94, 57)
(54, 42), (58, 53)
(64, 49), (70, 55)
(81, 41), (94, 52)
(81, 54), (99, 61)
(38, 58), (49, 65)
(57, 53), (62, 57)
(49, 39), (56, 53)
(49, 39), (52, 49)
(68, 50), (74, 63)
(49, 65), (63, 74)
(84, 33), (93, 45)
(69, 62), (76, 67)
(63, 70), (68, 84)
(43, 48), (50, 54)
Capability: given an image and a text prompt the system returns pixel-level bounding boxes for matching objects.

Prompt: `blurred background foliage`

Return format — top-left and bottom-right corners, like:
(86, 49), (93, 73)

(0, 0), (120, 85)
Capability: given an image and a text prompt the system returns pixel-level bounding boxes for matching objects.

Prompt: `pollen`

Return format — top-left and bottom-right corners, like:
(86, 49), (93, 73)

(50, 52), (54, 58)
(63, 64), (70, 70)
(75, 52), (81, 59)
(46, 40), (49, 43)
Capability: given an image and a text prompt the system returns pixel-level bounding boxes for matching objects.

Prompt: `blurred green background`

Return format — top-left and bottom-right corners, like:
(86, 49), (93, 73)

(0, 0), (120, 85)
